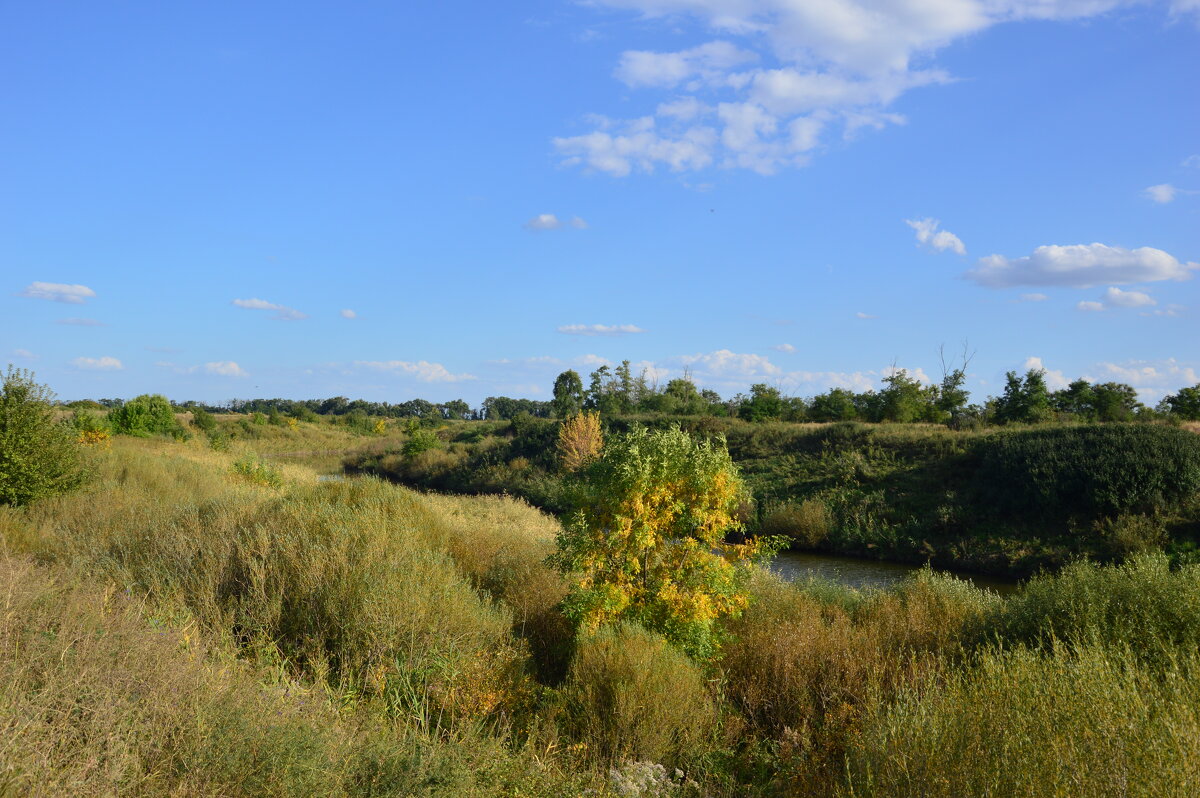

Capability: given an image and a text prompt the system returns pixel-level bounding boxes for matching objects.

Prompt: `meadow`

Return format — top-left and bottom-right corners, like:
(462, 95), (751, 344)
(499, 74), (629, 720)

(2, 403), (1200, 796)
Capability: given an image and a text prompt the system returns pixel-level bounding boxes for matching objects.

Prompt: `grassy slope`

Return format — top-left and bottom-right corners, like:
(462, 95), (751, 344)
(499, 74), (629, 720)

(3, 424), (1200, 796)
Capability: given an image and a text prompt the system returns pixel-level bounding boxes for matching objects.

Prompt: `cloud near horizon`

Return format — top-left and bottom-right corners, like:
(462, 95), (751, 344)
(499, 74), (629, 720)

(21, 282), (96, 304)
(966, 243), (1197, 289)
(71, 356), (123, 371)
(355, 360), (476, 383)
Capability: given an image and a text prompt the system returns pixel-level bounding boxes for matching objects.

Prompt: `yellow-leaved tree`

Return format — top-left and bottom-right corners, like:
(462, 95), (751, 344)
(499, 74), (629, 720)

(557, 411), (604, 471)
(553, 425), (770, 659)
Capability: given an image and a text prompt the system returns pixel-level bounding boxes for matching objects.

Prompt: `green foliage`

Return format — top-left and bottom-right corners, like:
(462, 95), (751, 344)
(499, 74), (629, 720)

(231, 454), (283, 488)
(982, 554), (1200, 663)
(1165, 383), (1200, 420)
(108, 393), (181, 437)
(553, 426), (766, 659)
(401, 419), (442, 458)
(189, 405), (217, 432)
(563, 623), (717, 768)
(993, 368), (1052, 424)
(552, 369), (584, 419)
(739, 383), (785, 422)
(0, 367), (89, 507)
(974, 424), (1200, 520)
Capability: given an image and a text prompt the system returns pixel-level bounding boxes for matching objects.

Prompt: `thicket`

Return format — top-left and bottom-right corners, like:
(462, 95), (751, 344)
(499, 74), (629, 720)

(0, 367), (89, 506)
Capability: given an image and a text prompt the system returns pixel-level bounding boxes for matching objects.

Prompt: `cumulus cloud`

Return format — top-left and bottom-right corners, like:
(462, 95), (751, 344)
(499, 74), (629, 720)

(1104, 286), (1156, 308)
(21, 282), (95, 304)
(681, 349), (781, 379)
(232, 297), (307, 320)
(204, 361), (248, 377)
(524, 213), (588, 231)
(1077, 300), (1105, 312)
(1022, 356), (1069, 390)
(855, 312), (877, 319)
(56, 317), (106, 327)
(1095, 358), (1198, 388)
(1019, 293), (1048, 302)
(557, 323), (646, 336)
(557, 0), (1152, 175)
(340, 309), (357, 319)
(966, 243), (1197, 288)
(773, 343), (797, 353)
(1143, 184), (1178, 204)
(906, 218), (966, 255)
(72, 356), (123, 371)
(355, 360), (476, 383)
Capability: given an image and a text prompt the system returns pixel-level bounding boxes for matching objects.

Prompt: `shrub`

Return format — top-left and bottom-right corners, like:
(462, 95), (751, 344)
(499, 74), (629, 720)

(553, 426), (767, 659)
(558, 411), (604, 471)
(0, 367), (89, 506)
(759, 499), (830, 546)
(845, 644), (1200, 797)
(973, 424), (1200, 520)
(563, 623), (717, 768)
(108, 393), (180, 437)
(189, 406), (217, 432)
(231, 454), (283, 488)
(981, 553), (1200, 663)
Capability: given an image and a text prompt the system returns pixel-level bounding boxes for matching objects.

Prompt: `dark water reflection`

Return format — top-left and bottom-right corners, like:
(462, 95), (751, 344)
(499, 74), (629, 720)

(770, 551), (1019, 595)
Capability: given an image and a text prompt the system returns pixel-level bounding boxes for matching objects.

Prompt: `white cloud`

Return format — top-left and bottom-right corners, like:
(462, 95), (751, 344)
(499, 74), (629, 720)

(232, 297), (307, 320)
(1019, 293), (1048, 302)
(1104, 286), (1156, 308)
(1022, 356), (1069, 390)
(204, 361), (248, 377)
(773, 343), (797, 352)
(340, 309), (357, 319)
(906, 217), (966, 255)
(355, 360), (476, 383)
(1095, 358), (1198, 388)
(1144, 304), (1186, 318)
(524, 213), (589, 231)
(560, 0), (1148, 175)
(1077, 300), (1105, 312)
(557, 323), (646, 336)
(1143, 184), (1178, 204)
(855, 311), (877, 319)
(1184, 155), (1200, 168)
(56, 317), (106, 327)
(21, 282), (95, 304)
(577, 354), (613, 368)
(615, 40), (757, 88)
(12, 348), (37, 360)
(681, 349), (780, 379)
(72, 356), (123, 371)
(967, 243), (1197, 288)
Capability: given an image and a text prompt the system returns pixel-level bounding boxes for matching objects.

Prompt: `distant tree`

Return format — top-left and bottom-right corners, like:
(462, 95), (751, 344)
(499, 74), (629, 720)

(0, 367), (89, 506)
(442, 399), (472, 420)
(109, 394), (180, 437)
(808, 388), (860, 422)
(936, 344), (974, 422)
(876, 368), (934, 423)
(739, 384), (785, 422)
(994, 369), (1052, 424)
(1165, 384), (1200, 421)
(552, 370), (585, 418)
(1090, 382), (1141, 422)
(1052, 379), (1097, 418)
(558, 411), (604, 471)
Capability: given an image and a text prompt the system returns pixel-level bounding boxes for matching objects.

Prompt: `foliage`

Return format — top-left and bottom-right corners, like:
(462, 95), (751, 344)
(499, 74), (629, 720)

(557, 411), (604, 471)
(739, 383), (786, 422)
(0, 367), (89, 506)
(552, 369), (585, 418)
(992, 368), (1052, 424)
(552, 425), (766, 659)
(189, 405), (217, 432)
(108, 393), (181, 437)
(1165, 383), (1200, 420)
(231, 454), (284, 488)
(973, 423), (1200, 520)
(401, 419), (442, 458)
(563, 623), (718, 768)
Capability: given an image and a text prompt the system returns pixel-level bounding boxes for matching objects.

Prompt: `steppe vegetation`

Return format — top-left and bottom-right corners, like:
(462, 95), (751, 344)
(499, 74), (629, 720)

(2, 367), (1200, 795)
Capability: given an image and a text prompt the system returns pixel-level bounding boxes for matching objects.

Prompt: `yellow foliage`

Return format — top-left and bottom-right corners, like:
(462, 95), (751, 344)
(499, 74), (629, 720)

(77, 429), (111, 448)
(558, 411), (604, 471)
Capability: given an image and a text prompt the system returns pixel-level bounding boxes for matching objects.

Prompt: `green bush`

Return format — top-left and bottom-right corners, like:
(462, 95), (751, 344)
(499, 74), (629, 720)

(973, 424), (1200, 520)
(231, 454), (283, 488)
(563, 623), (717, 768)
(981, 554), (1200, 663)
(189, 406), (217, 432)
(108, 393), (180, 437)
(0, 367), (88, 506)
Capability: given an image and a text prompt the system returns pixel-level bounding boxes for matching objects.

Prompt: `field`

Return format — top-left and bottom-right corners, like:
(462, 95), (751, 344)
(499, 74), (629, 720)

(3, 415), (1200, 796)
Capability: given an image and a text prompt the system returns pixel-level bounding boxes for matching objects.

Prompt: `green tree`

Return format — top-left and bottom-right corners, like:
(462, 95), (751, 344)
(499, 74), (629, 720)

(994, 369), (1052, 425)
(876, 369), (935, 423)
(808, 388), (860, 422)
(553, 426), (768, 659)
(108, 394), (180, 436)
(739, 383), (785, 422)
(552, 370), (585, 419)
(0, 367), (89, 506)
(1165, 384), (1200, 421)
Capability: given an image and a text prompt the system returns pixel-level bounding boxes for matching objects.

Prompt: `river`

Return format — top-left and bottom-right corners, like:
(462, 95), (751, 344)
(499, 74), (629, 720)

(770, 551), (1019, 595)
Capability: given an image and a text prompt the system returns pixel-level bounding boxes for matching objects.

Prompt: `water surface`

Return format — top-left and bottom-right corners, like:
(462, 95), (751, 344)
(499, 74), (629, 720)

(770, 551), (1018, 595)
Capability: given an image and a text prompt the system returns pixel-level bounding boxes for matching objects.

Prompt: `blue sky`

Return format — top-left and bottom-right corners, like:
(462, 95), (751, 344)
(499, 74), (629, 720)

(3, 0), (1197, 406)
